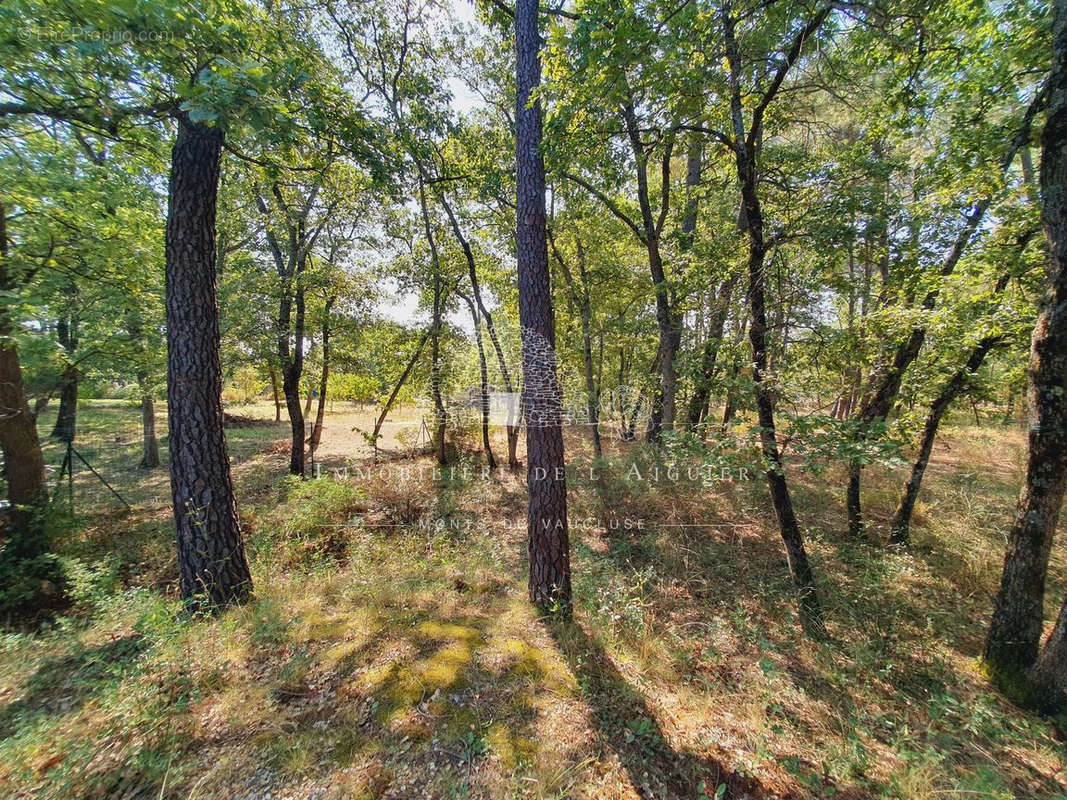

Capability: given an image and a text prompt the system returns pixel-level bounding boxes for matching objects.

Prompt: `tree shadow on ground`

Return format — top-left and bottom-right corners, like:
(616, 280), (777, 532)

(544, 616), (772, 799)
(0, 633), (146, 739)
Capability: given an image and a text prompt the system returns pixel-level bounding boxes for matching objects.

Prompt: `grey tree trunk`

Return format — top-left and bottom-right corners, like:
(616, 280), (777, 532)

(848, 85), (1050, 536)
(889, 335), (1002, 545)
(138, 369), (160, 470)
(987, 3), (1067, 706)
(724, 1), (825, 634)
(440, 194), (519, 468)
(417, 178), (449, 466)
(459, 288), (496, 469)
(308, 297), (334, 459)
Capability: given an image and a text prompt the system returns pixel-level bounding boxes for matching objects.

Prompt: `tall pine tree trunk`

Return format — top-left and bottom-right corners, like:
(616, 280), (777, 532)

(165, 116), (252, 609)
(517, 0), (571, 614)
(986, 9), (1067, 700)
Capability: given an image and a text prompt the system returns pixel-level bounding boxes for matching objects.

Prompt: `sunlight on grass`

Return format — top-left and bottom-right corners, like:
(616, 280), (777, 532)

(2, 412), (1066, 798)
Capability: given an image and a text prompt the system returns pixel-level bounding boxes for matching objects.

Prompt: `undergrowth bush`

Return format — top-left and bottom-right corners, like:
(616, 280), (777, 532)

(253, 475), (366, 568)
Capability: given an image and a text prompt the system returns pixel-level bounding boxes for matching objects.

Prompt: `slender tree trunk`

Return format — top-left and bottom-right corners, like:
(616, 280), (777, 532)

(308, 298), (333, 458)
(269, 366), (281, 422)
(725, 5), (822, 633)
(417, 178), (449, 466)
(517, 0), (571, 614)
(138, 369), (160, 469)
(50, 361), (78, 442)
(891, 266), (1016, 544)
(440, 194), (520, 468)
(614, 101), (680, 442)
(643, 222), (680, 441)
(687, 275), (737, 425)
(849, 86), (1049, 536)
(278, 280), (307, 476)
(282, 365), (305, 476)
(719, 318), (747, 432)
(373, 329), (430, 456)
(890, 337), (1001, 545)
(846, 462), (863, 537)
(625, 395), (643, 441)
(678, 137), (726, 430)
(986, 10), (1067, 704)
(460, 289), (496, 469)
(50, 316), (78, 442)
(577, 242), (603, 459)
(0, 200), (47, 559)
(549, 233), (602, 458)
(164, 116), (251, 609)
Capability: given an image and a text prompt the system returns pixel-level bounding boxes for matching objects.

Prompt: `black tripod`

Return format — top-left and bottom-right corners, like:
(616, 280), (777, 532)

(52, 436), (130, 511)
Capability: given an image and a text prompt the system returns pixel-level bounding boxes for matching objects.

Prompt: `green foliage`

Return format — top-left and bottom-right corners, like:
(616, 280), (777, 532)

(58, 557), (121, 616)
(781, 415), (908, 475)
(253, 475), (366, 568)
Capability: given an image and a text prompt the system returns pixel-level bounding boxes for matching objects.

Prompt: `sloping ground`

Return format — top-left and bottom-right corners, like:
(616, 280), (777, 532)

(1, 407), (1065, 799)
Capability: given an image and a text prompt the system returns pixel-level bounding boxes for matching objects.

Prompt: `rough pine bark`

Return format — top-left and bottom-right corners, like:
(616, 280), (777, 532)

(517, 0), (571, 614)
(986, 3), (1067, 701)
(0, 200), (47, 557)
(165, 116), (252, 609)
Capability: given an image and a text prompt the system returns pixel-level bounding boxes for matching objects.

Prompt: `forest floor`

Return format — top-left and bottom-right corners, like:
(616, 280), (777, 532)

(2, 400), (1066, 799)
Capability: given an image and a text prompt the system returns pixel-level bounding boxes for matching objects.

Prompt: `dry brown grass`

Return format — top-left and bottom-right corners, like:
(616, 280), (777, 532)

(1, 409), (1065, 799)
